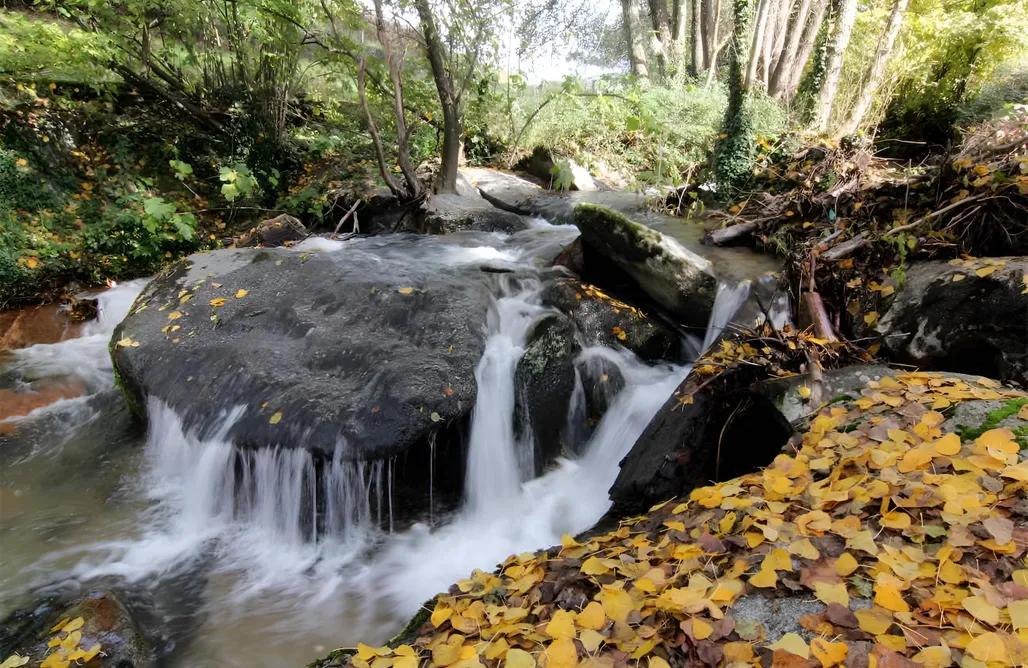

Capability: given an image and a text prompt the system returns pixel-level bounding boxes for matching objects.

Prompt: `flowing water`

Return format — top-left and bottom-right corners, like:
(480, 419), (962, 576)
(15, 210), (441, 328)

(0, 227), (754, 666)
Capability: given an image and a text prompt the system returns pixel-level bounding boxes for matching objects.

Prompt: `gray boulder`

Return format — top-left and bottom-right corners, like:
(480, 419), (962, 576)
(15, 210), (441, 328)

(417, 194), (529, 235)
(464, 168), (576, 224)
(876, 258), (1028, 385)
(112, 238), (496, 462)
(573, 204), (718, 329)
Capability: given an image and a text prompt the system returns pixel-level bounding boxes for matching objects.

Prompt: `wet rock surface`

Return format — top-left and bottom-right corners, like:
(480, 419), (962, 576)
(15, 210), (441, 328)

(113, 237), (497, 460)
(0, 591), (155, 668)
(876, 257), (1028, 385)
(542, 278), (682, 362)
(416, 194), (530, 235)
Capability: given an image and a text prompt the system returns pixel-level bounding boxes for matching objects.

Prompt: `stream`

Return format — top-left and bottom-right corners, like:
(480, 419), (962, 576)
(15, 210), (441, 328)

(0, 224), (765, 666)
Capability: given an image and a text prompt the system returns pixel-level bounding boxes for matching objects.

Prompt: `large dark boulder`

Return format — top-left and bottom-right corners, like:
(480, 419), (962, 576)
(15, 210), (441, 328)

(0, 591), (154, 667)
(573, 204), (718, 329)
(416, 194), (529, 235)
(609, 368), (793, 515)
(875, 258), (1028, 385)
(112, 238), (497, 462)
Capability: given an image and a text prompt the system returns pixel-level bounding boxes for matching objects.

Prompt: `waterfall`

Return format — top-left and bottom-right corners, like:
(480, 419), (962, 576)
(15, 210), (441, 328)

(463, 277), (549, 515)
(701, 280), (752, 351)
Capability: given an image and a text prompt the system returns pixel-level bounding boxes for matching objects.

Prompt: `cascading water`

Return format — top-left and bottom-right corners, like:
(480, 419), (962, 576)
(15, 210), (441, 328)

(1, 226), (768, 667)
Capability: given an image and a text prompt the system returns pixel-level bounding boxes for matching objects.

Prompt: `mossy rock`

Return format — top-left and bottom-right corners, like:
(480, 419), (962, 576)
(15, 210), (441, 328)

(572, 204), (717, 329)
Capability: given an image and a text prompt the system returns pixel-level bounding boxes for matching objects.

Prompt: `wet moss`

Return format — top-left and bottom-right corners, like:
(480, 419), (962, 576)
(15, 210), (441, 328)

(956, 398), (1028, 443)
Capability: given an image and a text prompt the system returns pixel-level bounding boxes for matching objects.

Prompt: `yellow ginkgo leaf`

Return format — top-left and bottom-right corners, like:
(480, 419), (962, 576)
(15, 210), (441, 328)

(269, 412), (283, 425)
(690, 618), (713, 640)
(810, 638), (847, 667)
(798, 386), (811, 399)
(505, 648), (535, 668)
(397, 287), (416, 295)
(235, 289), (248, 298)
(873, 584), (909, 613)
(210, 298), (226, 307)
(766, 633), (809, 659)
(168, 311), (182, 320)
(543, 610), (576, 640)
(748, 568), (777, 588)
(576, 601), (605, 630)
(542, 637), (577, 668)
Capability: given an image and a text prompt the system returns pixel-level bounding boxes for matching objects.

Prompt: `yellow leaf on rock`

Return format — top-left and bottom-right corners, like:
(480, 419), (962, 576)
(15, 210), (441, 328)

(864, 311), (879, 326)
(835, 552), (859, 576)
(210, 298), (226, 306)
(810, 639), (847, 667)
(598, 588), (634, 622)
(168, 311), (182, 320)
(767, 633), (809, 659)
(0, 656), (29, 668)
(691, 618), (713, 640)
(814, 582), (850, 607)
(39, 653), (69, 668)
(798, 386), (812, 399)
(398, 287), (416, 295)
(932, 433), (961, 456)
(763, 548), (793, 572)
(874, 583), (909, 613)
(235, 289), (248, 298)
(269, 412), (283, 424)
(505, 648), (535, 668)
(965, 632), (1007, 663)
(856, 607), (894, 635)
(543, 638), (577, 668)
(749, 568), (777, 588)
(576, 602), (605, 630)
(63, 617), (85, 633)
(49, 617), (70, 633)
(962, 596), (1000, 625)
(544, 610), (576, 639)
(431, 606), (453, 627)
(976, 266), (999, 277)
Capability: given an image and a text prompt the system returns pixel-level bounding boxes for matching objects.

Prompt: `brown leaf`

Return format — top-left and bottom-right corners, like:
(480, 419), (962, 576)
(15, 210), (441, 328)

(824, 603), (859, 629)
(695, 641), (722, 667)
(869, 645), (918, 668)
(983, 516), (1014, 544)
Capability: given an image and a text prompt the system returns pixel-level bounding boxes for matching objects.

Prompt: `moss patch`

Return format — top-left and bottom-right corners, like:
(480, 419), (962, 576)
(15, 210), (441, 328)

(956, 398), (1028, 446)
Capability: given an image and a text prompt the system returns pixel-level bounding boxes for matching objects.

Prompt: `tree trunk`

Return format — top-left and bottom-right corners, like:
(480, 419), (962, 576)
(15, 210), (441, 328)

(759, 0), (780, 87)
(714, 0), (755, 190)
(768, 0), (808, 96)
(702, 0), (717, 67)
(373, 0), (421, 199)
(692, 0), (706, 74)
(414, 0), (460, 193)
(766, 0), (791, 84)
(703, 0), (727, 87)
(784, 0), (828, 99)
(672, 0), (689, 67)
(649, 0), (674, 78)
(812, 0), (857, 131)
(622, 0), (651, 79)
(836, 0), (909, 136)
(744, 0), (770, 89)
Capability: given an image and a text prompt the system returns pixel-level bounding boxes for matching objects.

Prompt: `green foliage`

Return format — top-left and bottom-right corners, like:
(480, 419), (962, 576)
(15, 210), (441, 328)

(0, 12), (114, 84)
(219, 164), (259, 203)
(549, 160), (575, 191)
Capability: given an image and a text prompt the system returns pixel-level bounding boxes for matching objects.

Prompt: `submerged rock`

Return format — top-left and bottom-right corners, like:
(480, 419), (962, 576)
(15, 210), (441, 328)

(0, 591), (154, 667)
(515, 315), (581, 472)
(876, 257), (1028, 385)
(113, 238), (496, 462)
(573, 204), (718, 329)
(417, 194), (529, 235)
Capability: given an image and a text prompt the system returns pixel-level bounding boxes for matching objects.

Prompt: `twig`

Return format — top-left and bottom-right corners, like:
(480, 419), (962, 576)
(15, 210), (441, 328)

(882, 193), (990, 238)
(821, 233), (865, 260)
(332, 199), (362, 237)
(706, 221), (758, 245)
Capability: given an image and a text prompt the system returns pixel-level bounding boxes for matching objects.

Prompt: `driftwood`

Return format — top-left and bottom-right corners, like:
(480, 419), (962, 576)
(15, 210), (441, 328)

(706, 221), (758, 245)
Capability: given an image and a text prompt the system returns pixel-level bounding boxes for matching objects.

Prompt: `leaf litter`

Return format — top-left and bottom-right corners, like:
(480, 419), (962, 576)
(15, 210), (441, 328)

(325, 371), (1028, 668)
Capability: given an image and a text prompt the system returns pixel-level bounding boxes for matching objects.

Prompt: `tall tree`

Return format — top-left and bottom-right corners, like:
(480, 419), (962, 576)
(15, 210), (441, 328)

(812, 0), (858, 130)
(768, 0), (811, 96)
(714, 0), (755, 189)
(744, 0), (771, 88)
(648, 0), (674, 77)
(783, 0), (829, 98)
(622, 0), (651, 79)
(691, 0), (706, 74)
(672, 0), (689, 66)
(836, 0), (910, 136)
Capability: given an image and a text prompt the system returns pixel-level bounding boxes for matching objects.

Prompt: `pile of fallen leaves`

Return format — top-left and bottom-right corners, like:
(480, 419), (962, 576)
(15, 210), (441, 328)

(320, 371), (1028, 668)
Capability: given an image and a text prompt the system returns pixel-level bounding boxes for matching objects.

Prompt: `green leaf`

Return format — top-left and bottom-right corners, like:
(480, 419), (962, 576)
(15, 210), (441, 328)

(143, 197), (176, 221)
(221, 182), (239, 202)
(626, 116), (642, 132)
